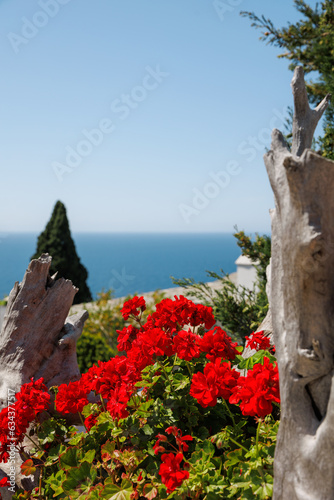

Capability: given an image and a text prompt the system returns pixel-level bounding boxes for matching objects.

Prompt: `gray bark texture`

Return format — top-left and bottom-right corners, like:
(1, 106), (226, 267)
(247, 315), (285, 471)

(0, 254), (88, 498)
(265, 66), (333, 499)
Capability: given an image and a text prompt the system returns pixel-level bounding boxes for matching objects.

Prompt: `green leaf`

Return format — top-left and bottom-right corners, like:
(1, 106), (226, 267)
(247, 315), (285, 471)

(143, 483), (158, 499)
(21, 459), (36, 476)
(135, 375), (161, 389)
(47, 470), (66, 495)
(142, 424), (153, 436)
(102, 478), (132, 500)
(66, 461), (94, 483)
(68, 432), (86, 446)
(81, 449), (96, 464)
(224, 448), (244, 468)
(59, 447), (79, 469)
(251, 475), (273, 499)
(201, 439), (215, 457)
(237, 350), (266, 370)
(171, 372), (189, 391)
(137, 399), (153, 412)
(84, 484), (104, 499)
(61, 462), (96, 493)
(101, 440), (116, 462)
(44, 443), (66, 466)
(82, 403), (99, 418)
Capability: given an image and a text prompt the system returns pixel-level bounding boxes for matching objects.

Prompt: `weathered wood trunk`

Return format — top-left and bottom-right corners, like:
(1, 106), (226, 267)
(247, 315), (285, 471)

(265, 67), (333, 499)
(0, 254), (88, 497)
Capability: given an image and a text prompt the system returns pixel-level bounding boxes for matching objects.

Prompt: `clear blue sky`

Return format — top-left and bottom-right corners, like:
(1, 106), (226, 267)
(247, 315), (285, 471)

(0, 0), (321, 234)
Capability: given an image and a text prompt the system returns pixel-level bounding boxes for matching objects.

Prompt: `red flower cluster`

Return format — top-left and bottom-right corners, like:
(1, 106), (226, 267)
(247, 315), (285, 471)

(229, 357), (280, 417)
(116, 296), (218, 373)
(0, 378), (50, 463)
(148, 295), (215, 333)
(154, 428), (192, 493)
(56, 380), (89, 414)
(120, 327), (173, 371)
(245, 330), (271, 351)
(199, 327), (239, 362)
(121, 296), (146, 320)
(117, 324), (139, 352)
(159, 453), (189, 493)
(56, 356), (140, 420)
(172, 329), (201, 361)
(190, 359), (240, 407)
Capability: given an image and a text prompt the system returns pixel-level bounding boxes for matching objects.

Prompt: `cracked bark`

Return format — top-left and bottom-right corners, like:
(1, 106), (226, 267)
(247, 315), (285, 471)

(0, 254), (88, 498)
(265, 67), (333, 499)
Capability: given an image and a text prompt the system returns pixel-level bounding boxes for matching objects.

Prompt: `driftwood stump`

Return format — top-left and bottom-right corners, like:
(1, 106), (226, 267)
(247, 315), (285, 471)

(265, 67), (333, 499)
(0, 254), (88, 498)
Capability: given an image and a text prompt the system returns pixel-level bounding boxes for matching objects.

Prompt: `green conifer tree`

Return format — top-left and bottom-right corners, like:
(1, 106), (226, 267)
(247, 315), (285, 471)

(31, 201), (92, 304)
(241, 0), (334, 159)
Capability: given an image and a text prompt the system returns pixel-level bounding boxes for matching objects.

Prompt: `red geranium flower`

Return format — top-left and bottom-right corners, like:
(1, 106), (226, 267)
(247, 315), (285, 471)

(165, 426), (193, 452)
(116, 324), (139, 352)
(132, 328), (174, 359)
(126, 343), (153, 371)
(190, 359), (240, 407)
(229, 356), (280, 417)
(0, 477), (10, 487)
(56, 380), (89, 414)
(121, 296), (146, 320)
(150, 295), (215, 332)
(153, 433), (168, 455)
(0, 378), (50, 463)
(159, 453), (189, 493)
(15, 378), (50, 418)
(106, 386), (130, 420)
(245, 330), (271, 351)
(173, 329), (201, 361)
(81, 363), (103, 393)
(199, 327), (239, 362)
(84, 413), (98, 431)
(188, 303), (216, 329)
(94, 356), (139, 399)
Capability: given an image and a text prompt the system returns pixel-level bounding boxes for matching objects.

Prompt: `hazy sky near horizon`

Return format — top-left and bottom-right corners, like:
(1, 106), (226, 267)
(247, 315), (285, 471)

(0, 0), (322, 234)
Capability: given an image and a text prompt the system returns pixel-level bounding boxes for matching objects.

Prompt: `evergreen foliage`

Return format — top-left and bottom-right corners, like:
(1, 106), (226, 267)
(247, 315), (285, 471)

(172, 230), (270, 344)
(241, 0), (334, 159)
(31, 201), (92, 304)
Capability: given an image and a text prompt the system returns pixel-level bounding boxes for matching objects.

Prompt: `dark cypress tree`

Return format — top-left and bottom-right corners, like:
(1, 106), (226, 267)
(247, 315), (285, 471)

(31, 201), (92, 304)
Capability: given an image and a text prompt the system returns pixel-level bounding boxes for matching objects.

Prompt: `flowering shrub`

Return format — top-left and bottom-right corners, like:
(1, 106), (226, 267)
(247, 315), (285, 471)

(0, 295), (279, 499)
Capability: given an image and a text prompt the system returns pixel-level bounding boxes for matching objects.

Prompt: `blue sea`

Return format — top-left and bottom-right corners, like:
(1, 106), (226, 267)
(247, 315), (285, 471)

(0, 233), (241, 301)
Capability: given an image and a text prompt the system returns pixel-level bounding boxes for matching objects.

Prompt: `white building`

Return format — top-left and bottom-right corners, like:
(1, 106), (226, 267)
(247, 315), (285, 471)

(235, 255), (259, 290)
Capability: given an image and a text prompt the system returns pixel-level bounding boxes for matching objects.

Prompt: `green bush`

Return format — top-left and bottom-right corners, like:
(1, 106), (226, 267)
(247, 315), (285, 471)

(172, 230), (271, 344)
(77, 289), (167, 372)
(76, 331), (114, 373)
